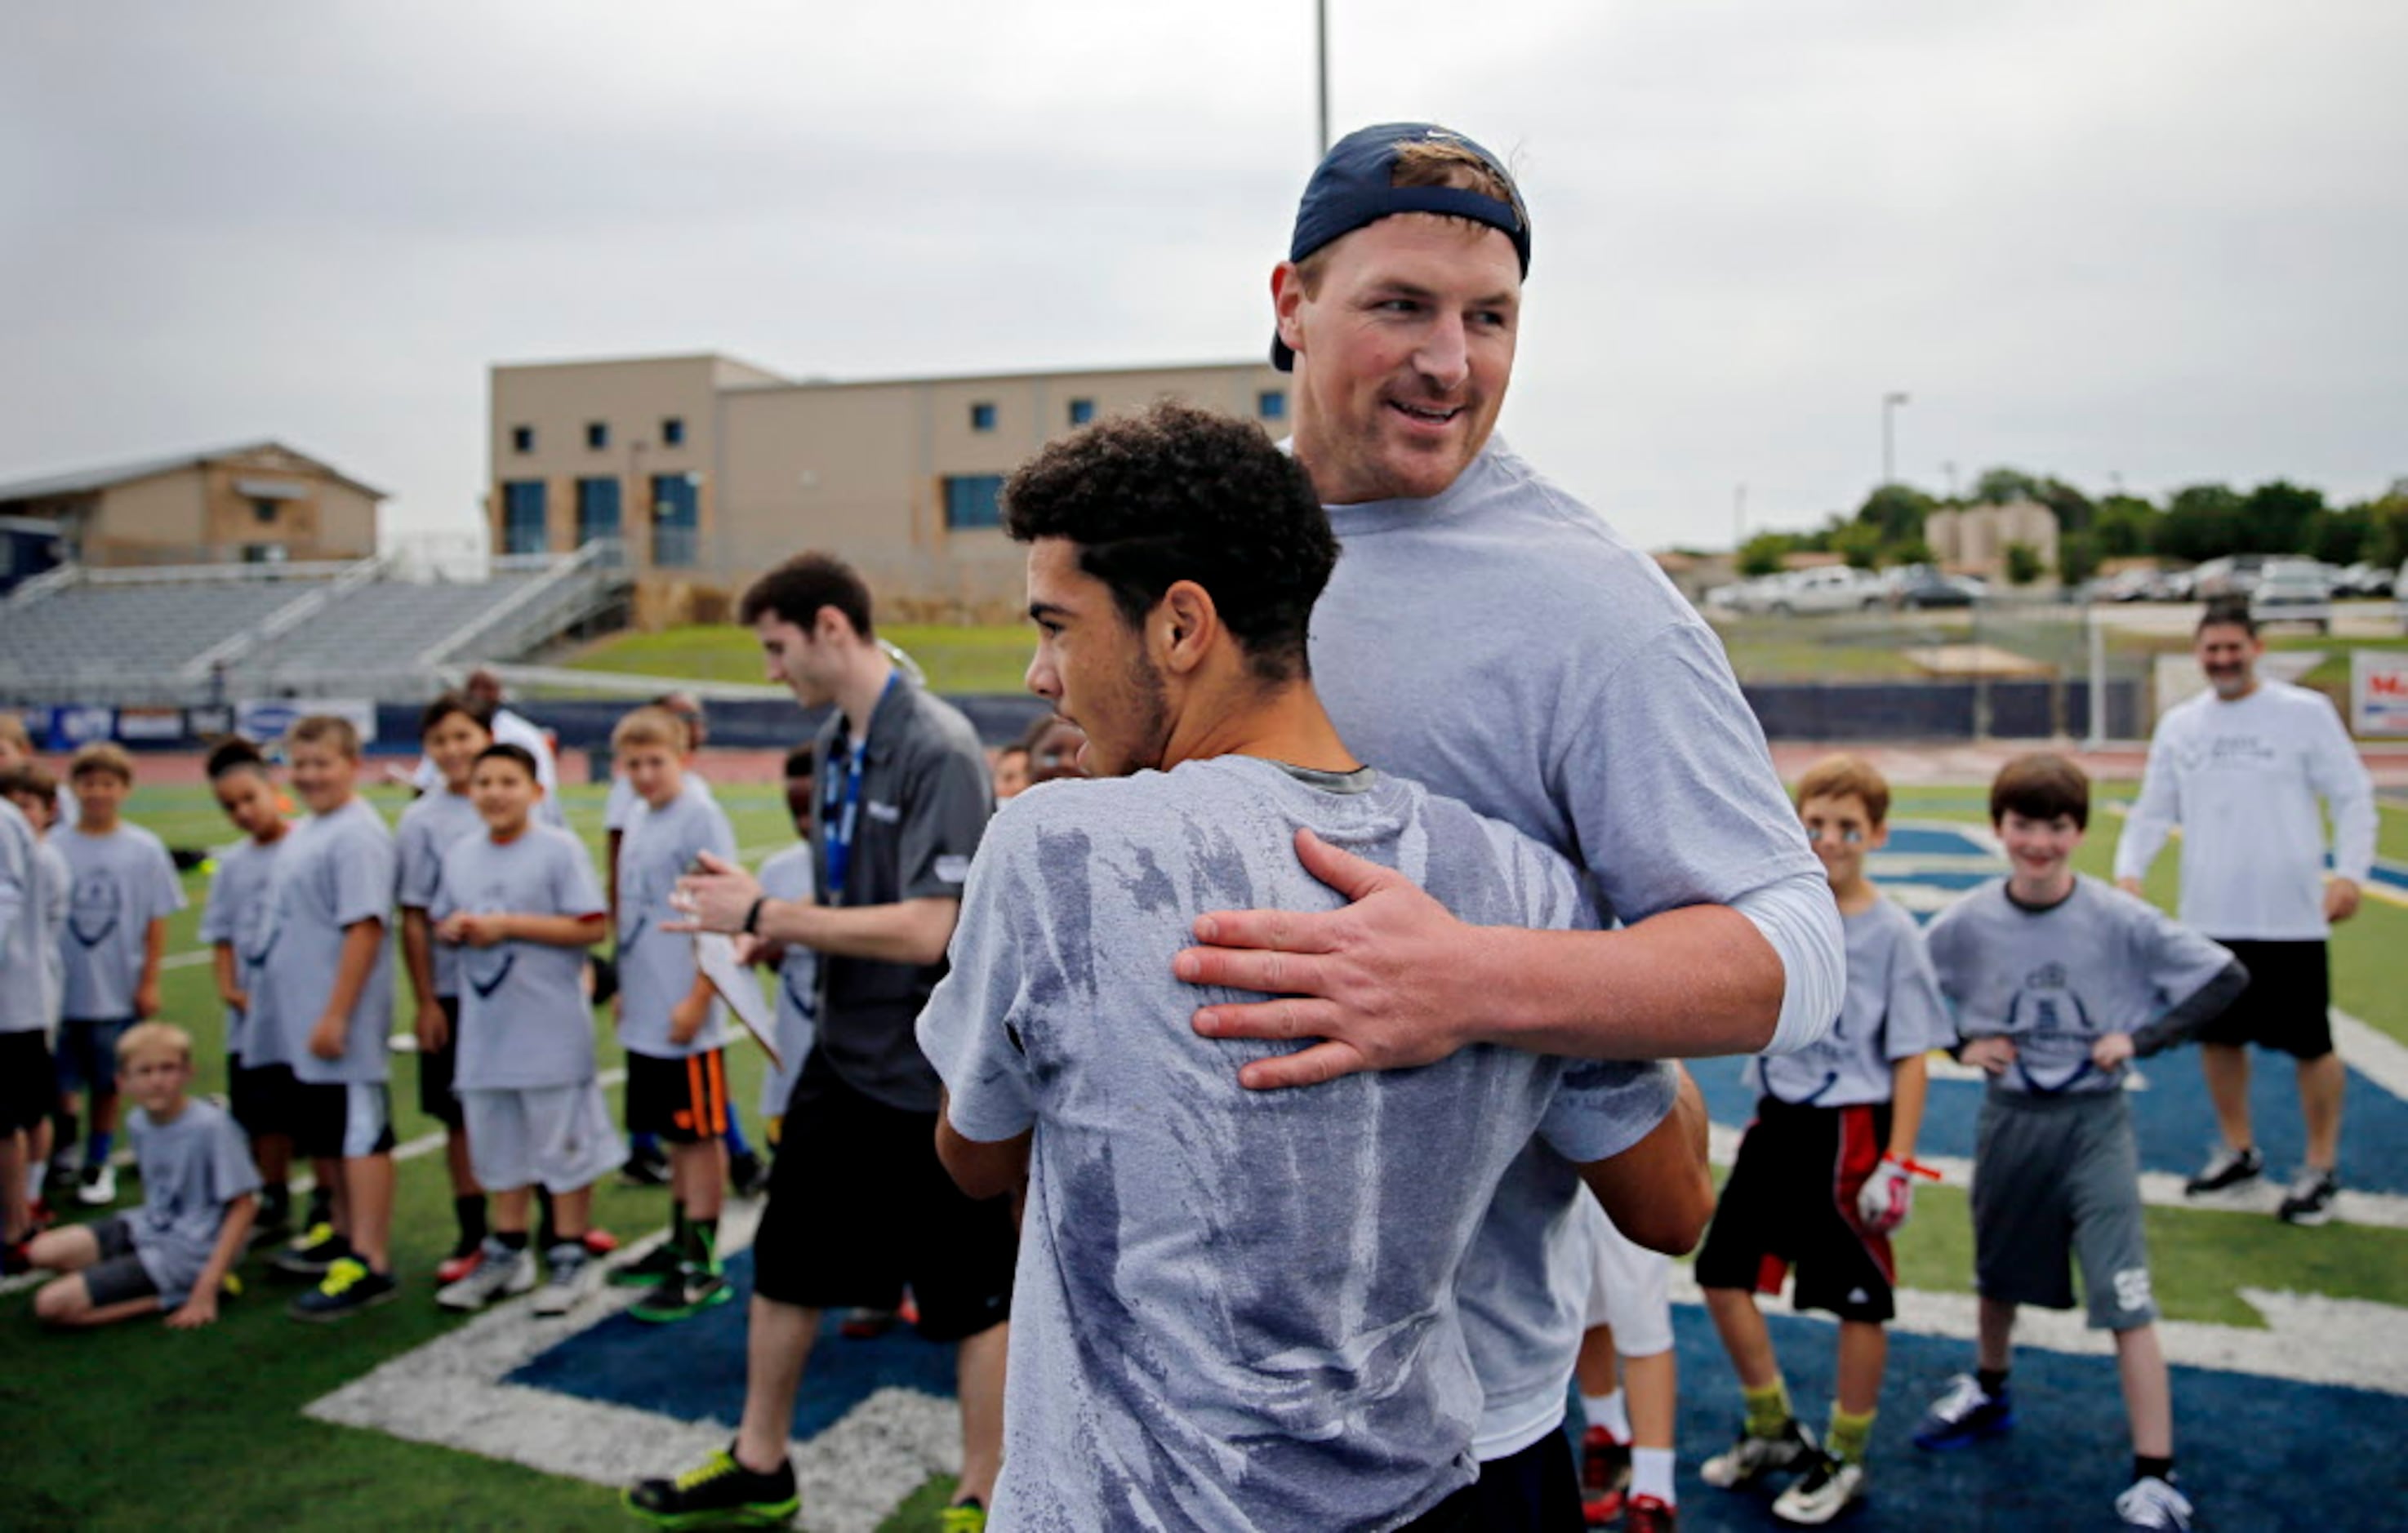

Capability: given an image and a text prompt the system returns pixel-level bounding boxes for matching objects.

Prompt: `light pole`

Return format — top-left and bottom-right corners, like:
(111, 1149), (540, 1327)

(1881, 391), (1910, 486)
(1315, 0), (1331, 153)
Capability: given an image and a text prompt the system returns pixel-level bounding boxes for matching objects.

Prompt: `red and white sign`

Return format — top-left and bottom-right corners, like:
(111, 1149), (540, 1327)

(2353, 651), (2408, 736)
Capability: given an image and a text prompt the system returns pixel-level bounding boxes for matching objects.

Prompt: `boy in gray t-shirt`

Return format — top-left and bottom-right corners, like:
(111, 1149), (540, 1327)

(197, 737), (295, 1240)
(28, 1022), (258, 1328)
(431, 744), (613, 1317)
(1913, 754), (2245, 1533)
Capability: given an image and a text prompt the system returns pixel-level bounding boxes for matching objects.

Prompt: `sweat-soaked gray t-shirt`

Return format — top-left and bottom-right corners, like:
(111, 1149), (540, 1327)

(919, 758), (1676, 1532)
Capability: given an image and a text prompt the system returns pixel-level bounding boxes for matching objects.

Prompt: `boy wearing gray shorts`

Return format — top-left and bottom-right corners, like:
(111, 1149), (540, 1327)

(1917, 754), (2246, 1533)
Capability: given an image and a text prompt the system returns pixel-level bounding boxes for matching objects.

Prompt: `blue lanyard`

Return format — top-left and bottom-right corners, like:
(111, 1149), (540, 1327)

(822, 673), (897, 904)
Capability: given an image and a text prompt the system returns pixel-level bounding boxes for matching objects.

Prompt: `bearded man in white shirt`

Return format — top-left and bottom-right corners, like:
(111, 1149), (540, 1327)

(2114, 602), (2376, 1225)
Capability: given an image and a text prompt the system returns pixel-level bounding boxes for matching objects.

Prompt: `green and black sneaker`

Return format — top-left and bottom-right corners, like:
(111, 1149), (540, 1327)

(625, 1446), (798, 1529)
(608, 1241), (688, 1289)
(288, 1257), (399, 1322)
(630, 1262), (732, 1324)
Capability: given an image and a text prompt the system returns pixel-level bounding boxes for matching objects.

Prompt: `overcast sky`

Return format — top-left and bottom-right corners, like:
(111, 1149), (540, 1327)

(4, 1), (2402, 553)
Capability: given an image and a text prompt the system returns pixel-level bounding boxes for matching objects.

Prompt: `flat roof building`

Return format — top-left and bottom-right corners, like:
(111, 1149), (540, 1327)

(488, 353), (1291, 624)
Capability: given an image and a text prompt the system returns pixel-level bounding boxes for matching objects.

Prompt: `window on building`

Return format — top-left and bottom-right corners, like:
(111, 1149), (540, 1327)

(662, 416), (686, 447)
(251, 500), (279, 525)
(501, 480), (548, 555)
(943, 474), (1005, 531)
(970, 402), (997, 432)
(510, 425), (535, 454)
(1068, 398), (1095, 426)
(586, 420), (610, 450)
(576, 477), (622, 548)
(652, 473), (700, 567)
(1257, 389), (1287, 420)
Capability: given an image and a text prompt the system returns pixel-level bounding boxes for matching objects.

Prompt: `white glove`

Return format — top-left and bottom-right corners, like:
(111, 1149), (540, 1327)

(1857, 1154), (1917, 1234)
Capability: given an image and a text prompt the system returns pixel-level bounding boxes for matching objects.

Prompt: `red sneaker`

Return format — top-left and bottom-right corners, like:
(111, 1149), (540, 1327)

(1583, 1424), (1631, 1525)
(435, 1246), (485, 1286)
(1624, 1494), (1677, 1533)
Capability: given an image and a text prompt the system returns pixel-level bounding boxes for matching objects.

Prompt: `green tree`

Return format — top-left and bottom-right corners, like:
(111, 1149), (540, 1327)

(1738, 531), (1790, 578)
(2361, 486), (2408, 569)
(2004, 541), (2044, 586)
(2094, 494), (2160, 558)
(2036, 477), (2097, 535)
(2059, 531), (2103, 587)
(1974, 467), (2043, 505)
(2240, 479), (2326, 554)
(1854, 482), (1936, 544)
(1832, 523), (1883, 569)
(2157, 483), (2246, 563)
(1884, 536), (1935, 567)
(2305, 504), (2371, 566)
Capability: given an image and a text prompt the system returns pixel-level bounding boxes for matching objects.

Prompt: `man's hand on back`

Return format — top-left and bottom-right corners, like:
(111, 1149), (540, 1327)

(1178, 829), (1491, 1091)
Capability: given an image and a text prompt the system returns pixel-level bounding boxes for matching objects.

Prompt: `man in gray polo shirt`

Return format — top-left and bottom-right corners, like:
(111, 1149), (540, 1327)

(631, 552), (1006, 1532)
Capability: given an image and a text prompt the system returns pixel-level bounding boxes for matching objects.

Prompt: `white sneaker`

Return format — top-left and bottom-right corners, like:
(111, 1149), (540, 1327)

(2115, 1474), (2193, 1531)
(1702, 1418), (1818, 1488)
(76, 1162), (118, 1206)
(533, 1242), (596, 1317)
(435, 1238), (536, 1311)
(1772, 1453), (1864, 1526)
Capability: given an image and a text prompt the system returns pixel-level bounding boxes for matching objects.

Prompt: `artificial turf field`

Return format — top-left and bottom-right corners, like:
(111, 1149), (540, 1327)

(8, 772), (2408, 1531)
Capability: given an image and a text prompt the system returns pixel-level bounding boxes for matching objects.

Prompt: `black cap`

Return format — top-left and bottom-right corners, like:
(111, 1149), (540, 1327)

(1272, 122), (1530, 372)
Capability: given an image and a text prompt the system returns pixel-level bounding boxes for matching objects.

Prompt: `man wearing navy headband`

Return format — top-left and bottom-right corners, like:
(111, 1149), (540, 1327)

(1179, 122), (1845, 1527)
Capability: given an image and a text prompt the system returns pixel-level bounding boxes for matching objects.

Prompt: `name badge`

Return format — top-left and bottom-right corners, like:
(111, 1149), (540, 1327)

(866, 801), (901, 824)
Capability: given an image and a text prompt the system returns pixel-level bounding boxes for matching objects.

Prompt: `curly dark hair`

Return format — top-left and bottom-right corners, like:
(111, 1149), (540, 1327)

(1000, 400), (1338, 682)
(739, 551), (875, 639)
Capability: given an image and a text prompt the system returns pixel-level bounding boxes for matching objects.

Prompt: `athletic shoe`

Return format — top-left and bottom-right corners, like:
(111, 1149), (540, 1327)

(1912, 1375), (2015, 1450)
(270, 1222), (352, 1280)
(1624, 1493), (1676, 1533)
(1702, 1418), (1818, 1488)
(44, 1158), (76, 1195)
(24, 1197), (57, 1235)
(630, 1263), (732, 1323)
(435, 1235), (487, 1286)
(76, 1162), (117, 1206)
(436, 1239), (536, 1311)
(625, 1445), (798, 1529)
(2114, 1473), (2193, 1530)
(608, 1241), (687, 1289)
(2183, 1144), (2262, 1197)
(534, 1242), (597, 1317)
(289, 1258), (399, 1321)
(1582, 1424), (1631, 1525)
(840, 1306), (899, 1340)
(728, 1149), (771, 1199)
(2277, 1167), (2339, 1226)
(937, 1500), (988, 1531)
(1771, 1453), (1865, 1526)
(620, 1144), (672, 1187)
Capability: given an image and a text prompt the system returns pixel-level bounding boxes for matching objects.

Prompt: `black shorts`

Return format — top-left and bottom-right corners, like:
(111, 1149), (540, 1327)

(82, 1215), (162, 1308)
(417, 998), (464, 1126)
(0, 1030), (58, 1135)
(1472, 1429), (1583, 1533)
(292, 1081), (396, 1161)
(228, 1056), (300, 1139)
(2200, 940), (2331, 1059)
(752, 1049), (1016, 1343)
(1695, 1096), (1898, 1323)
(624, 1050), (729, 1144)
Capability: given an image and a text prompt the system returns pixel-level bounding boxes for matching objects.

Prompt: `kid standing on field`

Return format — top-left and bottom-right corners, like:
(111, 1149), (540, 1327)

(1694, 753), (1952, 1525)
(608, 705), (738, 1322)
(197, 739), (297, 1244)
(262, 715), (401, 1322)
(750, 746), (819, 1146)
(431, 744), (615, 1317)
(1916, 753), (2248, 1532)
(396, 693), (496, 1283)
(53, 742), (185, 1209)
(27, 1022), (258, 1329)
(1, 789), (59, 1272)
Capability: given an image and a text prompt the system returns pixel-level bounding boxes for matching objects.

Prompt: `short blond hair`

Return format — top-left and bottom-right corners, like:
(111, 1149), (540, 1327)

(286, 714), (361, 759)
(69, 741), (135, 785)
(1795, 753), (1892, 828)
(0, 712), (30, 753)
(612, 706), (686, 753)
(117, 1020), (194, 1069)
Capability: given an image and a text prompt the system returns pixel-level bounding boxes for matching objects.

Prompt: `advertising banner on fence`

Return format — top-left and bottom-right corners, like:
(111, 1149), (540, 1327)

(2354, 651), (2408, 736)
(235, 698), (378, 747)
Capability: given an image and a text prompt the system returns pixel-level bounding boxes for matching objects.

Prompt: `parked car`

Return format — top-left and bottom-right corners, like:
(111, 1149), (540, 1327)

(1886, 563), (1978, 609)
(1710, 567), (1886, 615)
(2192, 553), (2269, 600)
(2249, 559), (2333, 633)
(2337, 561), (2396, 598)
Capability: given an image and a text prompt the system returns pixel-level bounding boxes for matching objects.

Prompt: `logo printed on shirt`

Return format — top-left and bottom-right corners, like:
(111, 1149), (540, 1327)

(866, 801), (901, 824)
(933, 855), (972, 885)
(69, 869), (123, 948)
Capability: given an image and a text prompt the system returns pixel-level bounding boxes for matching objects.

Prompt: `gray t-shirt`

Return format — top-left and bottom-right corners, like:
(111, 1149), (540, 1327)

(1309, 438), (1816, 1451)
(198, 835), (286, 1061)
(1751, 896), (1950, 1108)
(756, 843), (820, 1119)
(1924, 874), (2237, 1098)
(260, 798), (396, 1086)
(809, 676), (992, 1112)
(396, 787), (487, 999)
(919, 758), (1675, 1532)
(126, 1098), (260, 1308)
(56, 822), (185, 1021)
(616, 784), (735, 1059)
(0, 799), (51, 1036)
(36, 837), (67, 1026)
(435, 824), (608, 1090)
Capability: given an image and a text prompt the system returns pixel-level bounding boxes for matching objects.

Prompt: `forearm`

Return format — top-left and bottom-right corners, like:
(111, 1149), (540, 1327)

(213, 945), (242, 1008)
(2329, 780), (2378, 885)
(1573, 1064), (1714, 1255)
(1471, 908), (1787, 1060)
(2132, 958), (2251, 1057)
(1886, 1054), (1930, 1158)
(498, 913), (608, 949)
(760, 895), (959, 968)
(323, 920), (385, 1020)
(934, 1092), (1031, 1202)
(198, 1194), (256, 1292)
(401, 909), (438, 1005)
(142, 918), (168, 992)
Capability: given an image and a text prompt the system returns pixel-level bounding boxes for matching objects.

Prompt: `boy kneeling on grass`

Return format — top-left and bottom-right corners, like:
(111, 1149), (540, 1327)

(1916, 753), (2248, 1532)
(29, 1021), (258, 1328)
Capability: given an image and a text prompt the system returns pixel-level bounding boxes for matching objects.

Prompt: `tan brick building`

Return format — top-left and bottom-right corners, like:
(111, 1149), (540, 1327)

(487, 353), (1292, 624)
(1925, 500), (2061, 582)
(0, 442), (384, 568)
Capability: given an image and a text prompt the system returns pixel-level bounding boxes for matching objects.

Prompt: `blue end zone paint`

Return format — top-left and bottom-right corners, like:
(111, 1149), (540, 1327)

(507, 1252), (955, 1441)
(1652, 1306), (2408, 1531)
(1877, 826), (1995, 858)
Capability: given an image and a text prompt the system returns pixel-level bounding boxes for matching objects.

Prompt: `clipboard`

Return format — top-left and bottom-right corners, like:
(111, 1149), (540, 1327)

(693, 931), (783, 1071)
